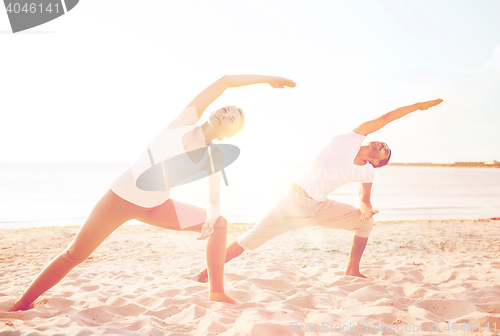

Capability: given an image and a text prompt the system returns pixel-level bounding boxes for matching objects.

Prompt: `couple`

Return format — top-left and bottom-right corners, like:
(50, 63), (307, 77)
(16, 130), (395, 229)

(10, 75), (442, 310)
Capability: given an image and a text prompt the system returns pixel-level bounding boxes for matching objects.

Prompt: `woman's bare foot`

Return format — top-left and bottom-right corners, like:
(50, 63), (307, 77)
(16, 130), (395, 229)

(208, 292), (236, 304)
(8, 297), (47, 311)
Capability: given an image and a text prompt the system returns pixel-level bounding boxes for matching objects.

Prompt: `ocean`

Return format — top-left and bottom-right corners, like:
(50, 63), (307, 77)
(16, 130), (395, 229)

(0, 163), (499, 229)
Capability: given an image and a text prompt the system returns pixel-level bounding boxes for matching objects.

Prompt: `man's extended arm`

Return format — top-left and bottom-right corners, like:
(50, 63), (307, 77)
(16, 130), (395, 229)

(353, 99), (443, 136)
(359, 183), (378, 221)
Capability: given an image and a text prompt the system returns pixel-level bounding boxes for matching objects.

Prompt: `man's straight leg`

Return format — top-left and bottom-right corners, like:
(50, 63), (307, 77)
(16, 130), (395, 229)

(193, 188), (321, 282)
(194, 241), (245, 283)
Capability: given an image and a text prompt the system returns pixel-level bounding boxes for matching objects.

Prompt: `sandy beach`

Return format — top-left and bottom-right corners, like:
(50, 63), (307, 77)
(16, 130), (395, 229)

(1, 219), (499, 335)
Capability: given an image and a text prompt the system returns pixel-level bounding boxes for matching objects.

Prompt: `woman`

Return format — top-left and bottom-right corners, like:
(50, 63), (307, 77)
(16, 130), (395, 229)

(10, 74), (296, 310)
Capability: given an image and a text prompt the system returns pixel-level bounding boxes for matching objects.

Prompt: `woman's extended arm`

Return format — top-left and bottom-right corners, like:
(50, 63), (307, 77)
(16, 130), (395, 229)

(167, 75), (295, 129)
(189, 75), (295, 116)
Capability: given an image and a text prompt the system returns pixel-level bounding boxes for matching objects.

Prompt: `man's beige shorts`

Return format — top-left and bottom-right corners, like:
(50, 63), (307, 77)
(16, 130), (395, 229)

(237, 187), (374, 250)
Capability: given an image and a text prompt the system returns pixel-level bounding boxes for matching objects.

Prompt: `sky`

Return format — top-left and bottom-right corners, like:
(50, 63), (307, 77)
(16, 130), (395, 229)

(1, 0), (499, 164)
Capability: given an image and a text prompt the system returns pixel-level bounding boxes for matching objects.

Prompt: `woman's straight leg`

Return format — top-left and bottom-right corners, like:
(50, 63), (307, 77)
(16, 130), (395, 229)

(11, 190), (140, 311)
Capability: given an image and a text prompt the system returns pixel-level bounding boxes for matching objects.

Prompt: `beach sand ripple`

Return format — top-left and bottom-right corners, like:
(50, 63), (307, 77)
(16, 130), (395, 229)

(1, 220), (499, 335)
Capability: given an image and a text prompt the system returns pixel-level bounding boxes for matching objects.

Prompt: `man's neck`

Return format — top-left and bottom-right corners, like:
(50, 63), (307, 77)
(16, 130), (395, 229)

(353, 147), (369, 166)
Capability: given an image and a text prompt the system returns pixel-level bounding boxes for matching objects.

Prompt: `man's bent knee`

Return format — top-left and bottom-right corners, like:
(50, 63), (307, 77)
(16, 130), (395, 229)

(354, 216), (374, 238)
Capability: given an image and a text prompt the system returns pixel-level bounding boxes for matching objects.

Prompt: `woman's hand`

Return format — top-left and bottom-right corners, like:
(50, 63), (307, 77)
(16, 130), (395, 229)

(268, 76), (296, 89)
(197, 217), (218, 240)
(418, 99), (443, 110)
(197, 203), (220, 240)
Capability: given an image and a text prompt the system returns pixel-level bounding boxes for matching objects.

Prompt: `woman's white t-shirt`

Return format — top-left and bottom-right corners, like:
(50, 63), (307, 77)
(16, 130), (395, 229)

(110, 106), (208, 207)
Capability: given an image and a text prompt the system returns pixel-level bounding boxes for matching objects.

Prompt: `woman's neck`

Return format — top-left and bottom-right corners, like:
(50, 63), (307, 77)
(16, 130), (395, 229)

(200, 122), (217, 145)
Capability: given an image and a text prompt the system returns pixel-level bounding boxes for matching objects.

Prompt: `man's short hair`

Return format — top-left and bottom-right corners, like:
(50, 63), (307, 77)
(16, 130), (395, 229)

(373, 150), (391, 168)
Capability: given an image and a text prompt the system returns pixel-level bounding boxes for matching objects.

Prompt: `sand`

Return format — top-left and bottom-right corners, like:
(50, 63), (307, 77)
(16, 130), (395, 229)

(1, 219), (499, 336)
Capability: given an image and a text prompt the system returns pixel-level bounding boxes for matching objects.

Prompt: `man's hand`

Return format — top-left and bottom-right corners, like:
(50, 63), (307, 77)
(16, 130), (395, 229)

(360, 209), (379, 221)
(197, 217), (217, 240)
(268, 77), (296, 89)
(418, 99), (443, 110)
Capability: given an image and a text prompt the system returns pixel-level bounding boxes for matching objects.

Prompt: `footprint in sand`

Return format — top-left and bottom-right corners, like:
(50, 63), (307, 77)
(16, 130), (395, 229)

(414, 299), (478, 320)
(349, 286), (389, 302)
(420, 266), (453, 283)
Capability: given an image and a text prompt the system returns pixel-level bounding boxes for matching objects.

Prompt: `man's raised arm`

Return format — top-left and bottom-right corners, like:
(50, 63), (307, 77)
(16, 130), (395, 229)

(353, 99), (443, 136)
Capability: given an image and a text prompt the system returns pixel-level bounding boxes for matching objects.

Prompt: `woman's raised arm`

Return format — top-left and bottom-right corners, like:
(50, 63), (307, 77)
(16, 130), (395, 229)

(186, 75), (296, 119)
(168, 75), (295, 129)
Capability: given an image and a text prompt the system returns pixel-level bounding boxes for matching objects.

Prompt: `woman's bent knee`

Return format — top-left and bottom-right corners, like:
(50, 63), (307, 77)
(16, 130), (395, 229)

(214, 216), (228, 230)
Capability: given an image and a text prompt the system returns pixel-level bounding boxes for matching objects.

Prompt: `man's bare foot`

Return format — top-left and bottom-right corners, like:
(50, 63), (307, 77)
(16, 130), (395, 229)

(9, 297), (47, 311)
(344, 270), (368, 278)
(186, 271), (208, 283)
(208, 292), (236, 304)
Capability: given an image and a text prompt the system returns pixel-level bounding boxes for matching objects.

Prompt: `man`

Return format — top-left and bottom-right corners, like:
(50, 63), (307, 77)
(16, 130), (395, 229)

(194, 98), (443, 281)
